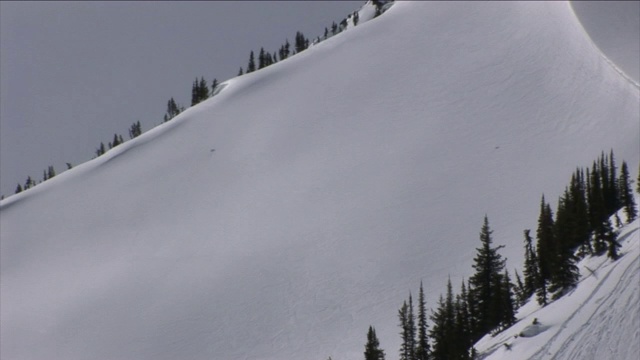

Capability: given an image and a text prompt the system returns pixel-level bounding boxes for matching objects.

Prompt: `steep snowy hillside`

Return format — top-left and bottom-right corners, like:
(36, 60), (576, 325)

(477, 210), (640, 360)
(1, 2), (638, 360)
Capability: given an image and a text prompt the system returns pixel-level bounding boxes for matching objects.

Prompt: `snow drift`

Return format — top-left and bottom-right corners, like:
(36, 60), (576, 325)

(1, 1), (638, 359)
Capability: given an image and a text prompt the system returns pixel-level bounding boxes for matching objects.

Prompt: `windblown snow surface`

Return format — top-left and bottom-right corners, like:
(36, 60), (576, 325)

(1, 1), (638, 360)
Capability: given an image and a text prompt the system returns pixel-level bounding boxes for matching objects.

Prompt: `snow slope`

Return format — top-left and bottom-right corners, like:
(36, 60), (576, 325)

(1, 2), (638, 359)
(477, 211), (640, 360)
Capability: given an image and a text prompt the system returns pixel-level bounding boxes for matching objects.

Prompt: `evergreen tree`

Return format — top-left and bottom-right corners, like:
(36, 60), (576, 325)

(569, 169), (591, 256)
(513, 270), (526, 307)
(191, 78), (199, 106)
(283, 39), (291, 59)
(607, 150), (620, 214)
(110, 133), (123, 148)
(535, 196), (554, 306)
(129, 121), (142, 139)
(238, 67), (244, 76)
(258, 47), (266, 69)
(324, 27), (329, 39)
(429, 279), (455, 360)
(469, 216), (506, 339)
(354, 11), (360, 26)
(47, 166), (56, 179)
(454, 281), (472, 359)
(163, 97), (181, 122)
(619, 161), (637, 223)
(331, 21), (338, 35)
(499, 270), (516, 328)
(605, 220), (620, 260)
(636, 163), (640, 195)
(295, 31), (308, 53)
(198, 77), (209, 101)
(550, 192), (580, 299)
(398, 300), (412, 360)
(522, 229), (539, 300)
(211, 78), (219, 96)
(15, 183), (23, 194)
(408, 294), (416, 359)
(398, 295), (416, 360)
(24, 175), (35, 190)
(247, 50), (256, 73)
(340, 18), (348, 32)
(364, 326), (386, 360)
(416, 282), (430, 360)
(96, 142), (106, 157)
(589, 162), (610, 255)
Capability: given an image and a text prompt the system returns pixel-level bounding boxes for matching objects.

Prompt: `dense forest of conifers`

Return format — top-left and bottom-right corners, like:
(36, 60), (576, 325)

(361, 151), (639, 360)
(7, 1), (393, 200)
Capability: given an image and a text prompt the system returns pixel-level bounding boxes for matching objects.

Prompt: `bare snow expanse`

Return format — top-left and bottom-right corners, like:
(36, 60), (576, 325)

(1, 1), (639, 360)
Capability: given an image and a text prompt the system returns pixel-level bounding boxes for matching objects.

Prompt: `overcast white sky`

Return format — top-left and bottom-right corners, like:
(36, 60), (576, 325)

(0, 1), (363, 197)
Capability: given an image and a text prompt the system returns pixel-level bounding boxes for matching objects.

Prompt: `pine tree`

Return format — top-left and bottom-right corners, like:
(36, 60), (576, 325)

(522, 229), (539, 300)
(619, 161), (637, 223)
(608, 150), (620, 214)
(500, 270), (516, 328)
(398, 301), (412, 360)
(295, 31), (308, 53)
(198, 77), (209, 101)
(247, 50), (256, 73)
(513, 270), (526, 307)
(454, 281), (472, 359)
(636, 163), (640, 195)
(24, 175), (35, 190)
(238, 67), (244, 76)
(354, 11), (360, 26)
(332, 21), (338, 35)
(535, 196), (554, 306)
(601, 215), (620, 260)
(398, 295), (416, 360)
(96, 142), (106, 157)
(129, 121), (142, 139)
(163, 97), (181, 122)
(284, 39), (290, 59)
(191, 78), (199, 106)
(47, 166), (56, 179)
(211, 78), (219, 96)
(408, 294), (416, 359)
(429, 279), (455, 360)
(15, 183), (23, 194)
(569, 169), (591, 256)
(110, 133), (123, 148)
(549, 193), (580, 299)
(415, 282), (430, 360)
(258, 47), (266, 69)
(469, 216), (506, 339)
(589, 162), (610, 255)
(364, 326), (386, 360)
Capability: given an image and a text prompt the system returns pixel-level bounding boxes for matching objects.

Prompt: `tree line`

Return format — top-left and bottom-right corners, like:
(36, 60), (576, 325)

(7, 2), (393, 199)
(359, 150), (638, 360)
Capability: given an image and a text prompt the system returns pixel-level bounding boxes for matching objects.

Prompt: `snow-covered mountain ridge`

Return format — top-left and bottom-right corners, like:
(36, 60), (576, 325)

(1, 1), (638, 359)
